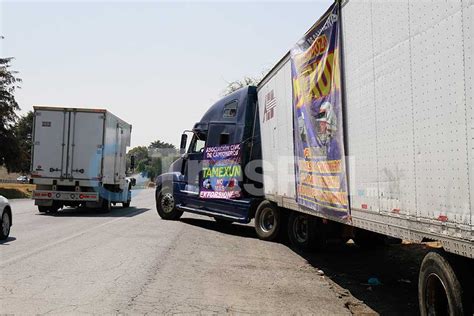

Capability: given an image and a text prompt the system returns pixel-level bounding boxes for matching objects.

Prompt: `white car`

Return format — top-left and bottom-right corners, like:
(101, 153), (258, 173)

(0, 195), (12, 240)
(16, 175), (28, 183)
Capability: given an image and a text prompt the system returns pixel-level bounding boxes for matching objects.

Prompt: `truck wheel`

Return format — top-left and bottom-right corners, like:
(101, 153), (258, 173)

(0, 210), (11, 240)
(122, 201), (131, 208)
(288, 212), (312, 251)
(418, 251), (471, 316)
(38, 206), (49, 213)
(101, 198), (112, 212)
(156, 187), (182, 220)
(254, 201), (281, 241)
(287, 212), (326, 251)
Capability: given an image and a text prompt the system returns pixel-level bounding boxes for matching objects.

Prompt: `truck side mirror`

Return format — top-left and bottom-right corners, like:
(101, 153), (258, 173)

(130, 155), (135, 170)
(180, 133), (188, 154)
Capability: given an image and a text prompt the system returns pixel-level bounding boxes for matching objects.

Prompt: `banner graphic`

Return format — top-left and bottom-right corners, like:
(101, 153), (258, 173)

(291, 3), (349, 218)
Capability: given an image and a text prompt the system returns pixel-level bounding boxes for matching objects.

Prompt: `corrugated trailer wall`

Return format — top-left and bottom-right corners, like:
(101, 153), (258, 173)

(258, 59), (297, 204)
(342, 0), (473, 243)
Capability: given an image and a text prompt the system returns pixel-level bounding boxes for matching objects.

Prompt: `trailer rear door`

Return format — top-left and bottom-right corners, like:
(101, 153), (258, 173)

(69, 111), (105, 180)
(32, 110), (69, 178)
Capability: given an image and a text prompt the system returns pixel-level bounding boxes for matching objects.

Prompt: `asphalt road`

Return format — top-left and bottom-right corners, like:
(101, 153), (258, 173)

(0, 189), (424, 315)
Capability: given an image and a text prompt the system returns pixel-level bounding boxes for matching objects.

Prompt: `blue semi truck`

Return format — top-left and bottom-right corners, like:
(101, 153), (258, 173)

(155, 1), (473, 315)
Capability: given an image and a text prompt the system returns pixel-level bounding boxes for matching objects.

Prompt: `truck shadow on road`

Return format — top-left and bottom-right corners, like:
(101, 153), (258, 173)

(179, 217), (257, 239)
(179, 216), (427, 315)
(37, 207), (150, 218)
(297, 243), (428, 315)
(0, 236), (17, 245)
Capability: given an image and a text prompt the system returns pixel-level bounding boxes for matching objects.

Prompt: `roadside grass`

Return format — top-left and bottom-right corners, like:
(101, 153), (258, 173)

(0, 183), (35, 199)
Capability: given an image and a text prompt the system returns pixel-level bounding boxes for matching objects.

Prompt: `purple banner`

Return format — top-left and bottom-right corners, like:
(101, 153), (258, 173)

(291, 3), (349, 218)
(199, 144), (242, 199)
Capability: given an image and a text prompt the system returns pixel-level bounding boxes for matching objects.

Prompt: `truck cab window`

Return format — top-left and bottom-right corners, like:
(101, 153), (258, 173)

(223, 101), (238, 118)
(219, 133), (230, 145)
(189, 134), (206, 153)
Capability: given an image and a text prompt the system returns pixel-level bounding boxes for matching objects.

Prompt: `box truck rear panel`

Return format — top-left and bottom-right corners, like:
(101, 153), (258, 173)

(32, 107), (132, 188)
(68, 111), (104, 181)
(32, 109), (69, 179)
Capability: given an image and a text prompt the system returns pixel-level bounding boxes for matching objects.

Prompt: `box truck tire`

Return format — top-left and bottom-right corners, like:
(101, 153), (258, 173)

(418, 251), (471, 316)
(101, 198), (112, 213)
(254, 201), (282, 241)
(38, 206), (49, 213)
(156, 187), (183, 220)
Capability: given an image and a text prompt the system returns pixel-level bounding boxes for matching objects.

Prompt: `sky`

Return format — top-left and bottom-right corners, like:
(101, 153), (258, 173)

(1, 0), (332, 148)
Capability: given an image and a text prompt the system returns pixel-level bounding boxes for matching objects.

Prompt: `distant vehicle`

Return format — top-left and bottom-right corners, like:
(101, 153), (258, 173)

(30, 106), (135, 213)
(155, 1), (473, 315)
(0, 195), (12, 240)
(16, 176), (28, 183)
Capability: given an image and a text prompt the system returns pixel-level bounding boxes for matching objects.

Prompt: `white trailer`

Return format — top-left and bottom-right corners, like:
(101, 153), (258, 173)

(257, 1), (473, 314)
(31, 106), (134, 212)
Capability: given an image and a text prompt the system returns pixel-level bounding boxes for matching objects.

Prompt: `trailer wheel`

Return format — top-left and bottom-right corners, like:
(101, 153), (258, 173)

(418, 251), (471, 316)
(254, 201), (281, 241)
(288, 212), (311, 250)
(287, 212), (317, 251)
(0, 210), (11, 240)
(156, 187), (182, 220)
(287, 212), (326, 251)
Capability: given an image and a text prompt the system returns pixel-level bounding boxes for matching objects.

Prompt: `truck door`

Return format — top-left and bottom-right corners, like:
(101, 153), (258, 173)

(182, 132), (206, 194)
(69, 111), (104, 180)
(32, 110), (69, 178)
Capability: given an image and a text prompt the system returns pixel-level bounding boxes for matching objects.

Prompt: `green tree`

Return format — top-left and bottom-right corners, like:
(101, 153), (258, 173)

(148, 140), (176, 150)
(126, 146), (149, 173)
(11, 111), (33, 173)
(0, 42), (22, 172)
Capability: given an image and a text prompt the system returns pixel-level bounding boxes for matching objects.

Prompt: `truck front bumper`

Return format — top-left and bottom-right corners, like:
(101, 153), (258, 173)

(32, 190), (99, 202)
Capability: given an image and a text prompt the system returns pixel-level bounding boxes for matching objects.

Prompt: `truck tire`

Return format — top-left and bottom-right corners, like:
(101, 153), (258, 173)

(122, 201), (131, 208)
(0, 210), (11, 240)
(156, 187), (182, 220)
(254, 201), (282, 241)
(38, 206), (49, 213)
(101, 198), (112, 213)
(418, 251), (471, 316)
(287, 212), (326, 251)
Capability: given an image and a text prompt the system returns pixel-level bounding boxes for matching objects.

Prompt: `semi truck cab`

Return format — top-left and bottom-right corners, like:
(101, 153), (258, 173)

(155, 86), (263, 223)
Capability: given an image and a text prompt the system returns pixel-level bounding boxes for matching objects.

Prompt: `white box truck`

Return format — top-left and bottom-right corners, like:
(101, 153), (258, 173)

(156, 1), (473, 314)
(31, 106), (135, 212)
